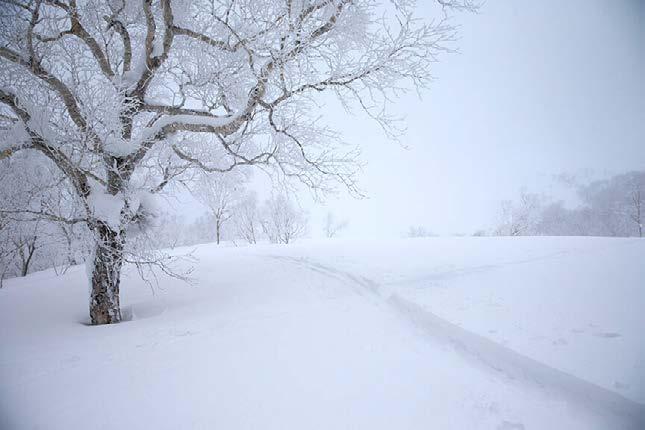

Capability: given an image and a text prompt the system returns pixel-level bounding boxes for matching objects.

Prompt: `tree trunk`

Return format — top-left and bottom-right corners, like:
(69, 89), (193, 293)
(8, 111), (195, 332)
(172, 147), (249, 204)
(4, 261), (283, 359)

(89, 223), (124, 325)
(216, 219), (221, 244)
(22, 236), (37, 277)
(17, 236), (37, 277)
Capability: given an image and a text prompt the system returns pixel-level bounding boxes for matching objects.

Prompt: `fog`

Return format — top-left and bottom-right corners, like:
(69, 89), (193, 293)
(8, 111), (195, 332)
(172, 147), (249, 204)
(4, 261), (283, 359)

(3, 2), (645, 426)
(273, 0), (645, 238)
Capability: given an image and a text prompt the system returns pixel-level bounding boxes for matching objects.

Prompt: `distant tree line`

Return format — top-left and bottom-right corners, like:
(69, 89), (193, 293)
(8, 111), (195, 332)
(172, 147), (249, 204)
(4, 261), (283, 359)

(1, 161), (354, 283)
(493, 171), (644, 238)
(0, 155), (91, 284)
(1, 168), (311, 282)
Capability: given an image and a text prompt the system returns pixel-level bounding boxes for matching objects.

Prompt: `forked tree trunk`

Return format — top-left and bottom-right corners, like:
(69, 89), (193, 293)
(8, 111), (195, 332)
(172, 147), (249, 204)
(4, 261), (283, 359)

(18, 236), (37, 277)
(89, 223), (124, 325)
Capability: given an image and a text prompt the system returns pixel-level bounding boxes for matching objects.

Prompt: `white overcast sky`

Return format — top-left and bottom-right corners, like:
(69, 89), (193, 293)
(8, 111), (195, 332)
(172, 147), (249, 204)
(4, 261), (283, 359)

(175, 0), (645, 238)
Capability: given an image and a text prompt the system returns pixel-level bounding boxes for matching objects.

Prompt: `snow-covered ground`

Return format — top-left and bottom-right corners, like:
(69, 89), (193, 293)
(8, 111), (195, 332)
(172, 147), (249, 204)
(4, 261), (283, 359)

(1, 237), (644, 429)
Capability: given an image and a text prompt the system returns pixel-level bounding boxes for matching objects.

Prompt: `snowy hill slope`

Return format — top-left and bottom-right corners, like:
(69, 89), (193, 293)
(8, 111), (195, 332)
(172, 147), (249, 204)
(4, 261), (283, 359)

(1, 237), (644, 429)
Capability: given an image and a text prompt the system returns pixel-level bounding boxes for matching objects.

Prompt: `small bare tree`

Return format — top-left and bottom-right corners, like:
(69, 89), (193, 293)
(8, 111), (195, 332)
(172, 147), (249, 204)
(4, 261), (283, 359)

(233, 192), (260, 244)
(494, 191), (543, 236)
(323, 211), (348, 238)
(406, 225), (434, 238)
(11, 224), (39, 277)
(0, 153), (88, 277)
(261, 194), (307, 244)
(192, 171), (244, 244)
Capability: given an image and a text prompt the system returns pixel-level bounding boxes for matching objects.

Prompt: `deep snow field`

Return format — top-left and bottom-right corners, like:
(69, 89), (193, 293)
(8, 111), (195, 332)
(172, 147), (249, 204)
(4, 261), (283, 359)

(1, 237), (644, 429)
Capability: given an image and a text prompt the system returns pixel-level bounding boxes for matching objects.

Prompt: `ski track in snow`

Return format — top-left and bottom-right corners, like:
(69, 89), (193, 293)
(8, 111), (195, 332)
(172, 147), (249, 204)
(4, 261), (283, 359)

(273, 254), (645, 430)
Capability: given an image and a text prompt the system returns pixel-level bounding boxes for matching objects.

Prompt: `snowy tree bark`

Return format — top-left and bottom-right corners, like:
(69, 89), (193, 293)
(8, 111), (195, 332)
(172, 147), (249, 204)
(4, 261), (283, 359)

(89, 222), (124, 325)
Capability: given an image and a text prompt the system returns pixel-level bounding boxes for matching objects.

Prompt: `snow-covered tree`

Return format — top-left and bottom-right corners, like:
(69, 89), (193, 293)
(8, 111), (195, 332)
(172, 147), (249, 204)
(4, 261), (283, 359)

(192, 171), (244, 244)
(323, 211), (347, 238)
(261, 194), (307, 244)
(628, 178), (643, 238)
(406, 225), (434, 238)
(0, 0), (472, 323)
(494, 191), (543, 237)
(233, 192), (260, 244)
